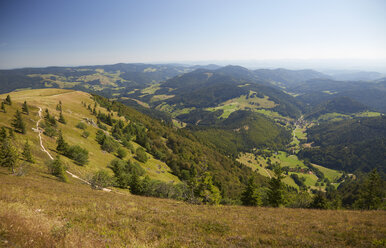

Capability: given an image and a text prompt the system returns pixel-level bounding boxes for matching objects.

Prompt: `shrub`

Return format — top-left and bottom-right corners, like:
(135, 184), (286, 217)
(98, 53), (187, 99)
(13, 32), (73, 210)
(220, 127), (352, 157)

(75, 122), (87, 130)
(101, 137), (119, 153)
(90, 170), (112, 189)
(66, 145), (89, 165)
(116, 147), (127, 159)
(47, 156), (67, 182)
(135, 147), (148, 163)
(81, 131), (90, 138)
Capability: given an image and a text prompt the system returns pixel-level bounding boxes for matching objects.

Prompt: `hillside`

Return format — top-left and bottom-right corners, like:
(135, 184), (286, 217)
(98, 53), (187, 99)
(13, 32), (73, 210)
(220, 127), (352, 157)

(253, 68), (331, 88)
(0, 89), (179, 183)
(132, 66), (304, 122)
(0, 63), (198, 96)
(0, 89), (261, 202)
(305, 96), (369, 120)
(299, 116), (386, 174)
(190, 111), (292, 156)
(1, 169), (385, 247)
(291, 78), (386, 113)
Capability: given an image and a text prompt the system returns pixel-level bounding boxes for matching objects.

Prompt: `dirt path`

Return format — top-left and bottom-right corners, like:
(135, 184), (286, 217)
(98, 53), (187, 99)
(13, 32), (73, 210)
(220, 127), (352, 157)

(35, 107), (111, 192)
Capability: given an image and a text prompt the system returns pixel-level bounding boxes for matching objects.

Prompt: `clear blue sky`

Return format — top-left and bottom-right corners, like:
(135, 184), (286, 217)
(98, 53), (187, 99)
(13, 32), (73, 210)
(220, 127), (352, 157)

(0, 0), (385, 69)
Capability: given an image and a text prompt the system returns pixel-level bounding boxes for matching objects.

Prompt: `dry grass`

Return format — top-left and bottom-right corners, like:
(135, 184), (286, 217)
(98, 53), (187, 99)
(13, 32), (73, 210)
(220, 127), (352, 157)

(1, 169), (385, 248)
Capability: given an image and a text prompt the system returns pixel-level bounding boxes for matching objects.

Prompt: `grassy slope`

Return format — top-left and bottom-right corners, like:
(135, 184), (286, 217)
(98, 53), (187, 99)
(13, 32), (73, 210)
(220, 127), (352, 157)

(1, 169), (385, 248)
(238, 152), (342, 190)
(205, 92), (277, 119)
(0, 89), (179, 183)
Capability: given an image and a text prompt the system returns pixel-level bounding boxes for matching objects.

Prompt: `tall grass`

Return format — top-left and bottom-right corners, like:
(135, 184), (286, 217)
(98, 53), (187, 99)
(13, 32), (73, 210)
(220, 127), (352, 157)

(1, 170), (385, 247)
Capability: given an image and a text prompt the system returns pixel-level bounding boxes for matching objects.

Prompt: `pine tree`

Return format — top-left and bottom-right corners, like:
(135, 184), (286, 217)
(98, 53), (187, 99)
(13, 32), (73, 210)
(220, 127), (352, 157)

(45, 108), (50, 119)
(48, 155), (67, 182)
(22, 101), (29, 115)
(241, 175), (261, 206)
(58, 111), (66, 124)
(22, 139), (34, 163)
(11, 110), (26, 134)
(8, 128), (14, 138)
(267, 165), (285, 207)
(0, 138), (19, 173)
(107, 114), (113, 126)
(56, 101), (62, 111)
(1, 102), (5, 113)
(0, 127), (7, 141)
(56, 131), (69, 154)
(309, 192), (327, 209)
(355, 169), (384, 210)
(129, 171), (143, 195)
(5, 95), (11, 105)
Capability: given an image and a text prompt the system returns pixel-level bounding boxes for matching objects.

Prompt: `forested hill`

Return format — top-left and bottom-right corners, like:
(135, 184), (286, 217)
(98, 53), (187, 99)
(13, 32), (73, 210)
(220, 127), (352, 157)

(90, 94), (265, 200)
(291, 78), (386, 113)
(145, 66), (304, 119)
(0, 63), (198, 94)
(253, 68), (331, 88)
(0, 89), (268, 203)
(299, 116), (386, 174)
(305, 96), (369, 120)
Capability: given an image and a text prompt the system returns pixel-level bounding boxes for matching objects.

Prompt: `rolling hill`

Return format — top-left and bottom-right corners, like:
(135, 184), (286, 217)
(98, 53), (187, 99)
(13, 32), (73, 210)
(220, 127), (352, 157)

(291, 78), (386, 113)
(299, 116), (386, 174)
(0, 88), (265, 202)
(305, 96), (370, 120)
(0, 63), (200, 96)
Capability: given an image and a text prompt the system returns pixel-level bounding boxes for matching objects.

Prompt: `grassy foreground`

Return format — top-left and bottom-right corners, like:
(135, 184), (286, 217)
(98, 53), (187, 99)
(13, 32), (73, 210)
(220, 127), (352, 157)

(1, 170), (385, 248)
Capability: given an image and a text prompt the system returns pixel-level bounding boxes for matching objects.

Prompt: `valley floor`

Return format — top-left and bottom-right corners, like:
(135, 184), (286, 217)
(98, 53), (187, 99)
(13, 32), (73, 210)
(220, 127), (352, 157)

(0, 169), (385, 248)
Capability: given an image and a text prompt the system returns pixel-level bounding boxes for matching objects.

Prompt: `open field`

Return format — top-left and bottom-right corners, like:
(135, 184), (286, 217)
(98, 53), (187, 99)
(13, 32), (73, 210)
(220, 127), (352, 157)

(312, 163), (343, 182)
(1, 170), (385, 248)
(206, 92), (277, 119)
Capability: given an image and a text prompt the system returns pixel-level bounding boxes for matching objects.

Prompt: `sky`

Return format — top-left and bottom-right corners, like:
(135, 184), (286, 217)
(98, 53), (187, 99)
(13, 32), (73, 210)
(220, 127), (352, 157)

(0, 0), (385, 70)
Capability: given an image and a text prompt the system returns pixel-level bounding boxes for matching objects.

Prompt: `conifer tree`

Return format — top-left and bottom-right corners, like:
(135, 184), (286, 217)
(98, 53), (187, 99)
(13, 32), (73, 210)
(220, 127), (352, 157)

(129, 171), (143, 195)
(48, 155), (67, 182)
(22, 101), (29, 115)
(8, 128), (14, 138)
(0, 127), (7, 141)
(355, 169), (384, 210)
(58, 111), (66, 124)
(267, 165), (285, 207)
(56, 130), (69, 153)
(11, 110), (26, 134)
(241, 175), (261, 206)
(56, 101), (62, 111)
(0, 138), (19, 173)
(1, 102), (5, 113)
(107, 113), (113, 126)
(309, 192), (327, 209)
(5, 95), (11, 105)
(22, 139), (34, 163)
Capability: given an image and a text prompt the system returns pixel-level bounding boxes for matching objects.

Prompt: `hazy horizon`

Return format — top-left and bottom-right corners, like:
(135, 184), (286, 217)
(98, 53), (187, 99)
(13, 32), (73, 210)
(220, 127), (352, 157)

(1, 0), (385, 70)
